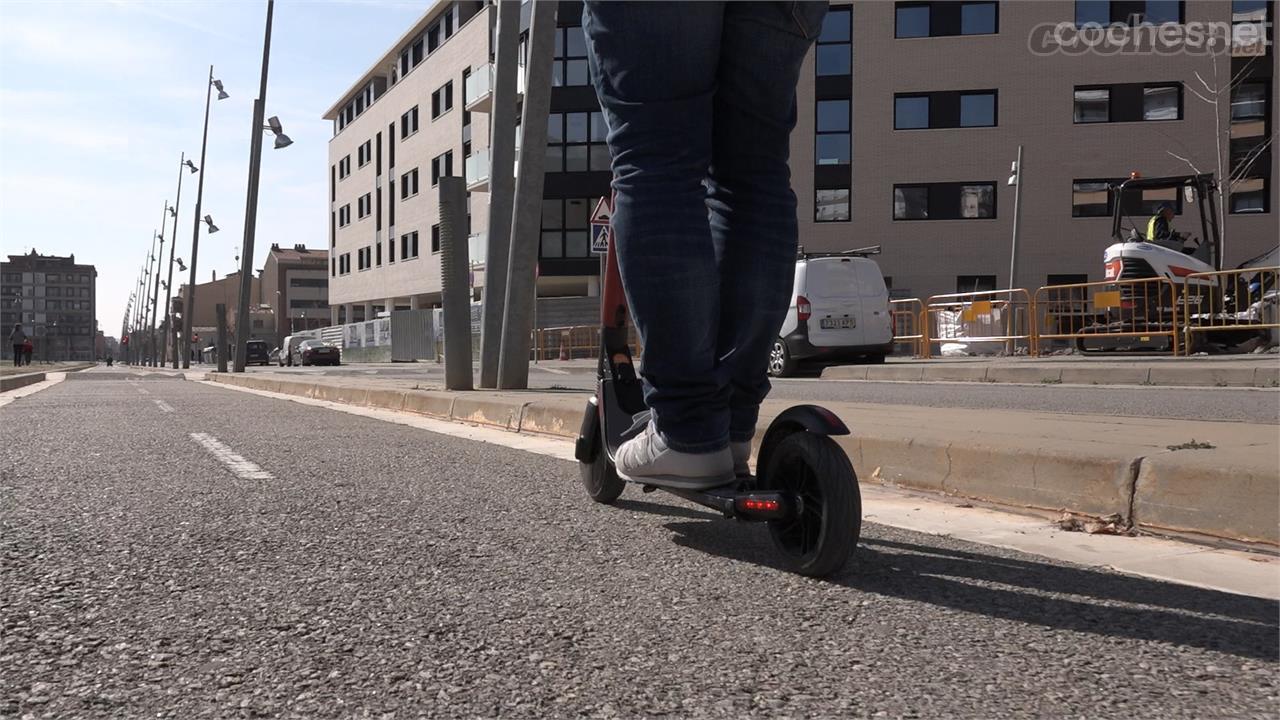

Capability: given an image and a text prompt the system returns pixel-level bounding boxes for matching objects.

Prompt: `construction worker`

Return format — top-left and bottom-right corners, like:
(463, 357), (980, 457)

(1146, 203), (1176, 246)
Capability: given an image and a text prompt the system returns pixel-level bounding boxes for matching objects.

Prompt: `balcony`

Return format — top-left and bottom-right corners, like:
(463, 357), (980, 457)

(465, 149), (490, 192)
(463, 62), (526, 114)
(468, 232), (487, 268)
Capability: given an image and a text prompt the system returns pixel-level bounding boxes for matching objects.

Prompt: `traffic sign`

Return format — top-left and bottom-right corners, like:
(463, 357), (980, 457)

(590, 192), (614, 226)
(591, 224), (610, 254)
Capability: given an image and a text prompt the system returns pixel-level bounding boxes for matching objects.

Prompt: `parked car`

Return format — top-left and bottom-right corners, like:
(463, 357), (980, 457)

(244, 339), (272, 366)
(278, 335), (308, 366)
(770, 247), (892, 377)
(292, 339), (341, 366)
(268, 346), (282, 364)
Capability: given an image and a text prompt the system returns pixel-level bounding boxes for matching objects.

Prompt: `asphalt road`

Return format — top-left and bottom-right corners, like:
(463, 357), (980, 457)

(242, 362), (1280, 425)
(2, 370), (1276, 718)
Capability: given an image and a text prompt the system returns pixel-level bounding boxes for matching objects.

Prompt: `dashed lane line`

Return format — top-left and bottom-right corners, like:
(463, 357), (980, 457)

(189, 432), (274, 480)
(154, 399), (174, 413)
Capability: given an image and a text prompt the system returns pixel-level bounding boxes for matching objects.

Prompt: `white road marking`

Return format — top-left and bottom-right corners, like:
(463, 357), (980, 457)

(533, 366), (569, 375)
(202, 380), (1278, 600)
(136, 386), (151, 395)
(154, 399), (174, 413)
(189, 432), (274, 480)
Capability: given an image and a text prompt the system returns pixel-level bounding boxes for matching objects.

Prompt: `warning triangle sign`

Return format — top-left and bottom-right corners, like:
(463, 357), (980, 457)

(590, 194), (614, 225)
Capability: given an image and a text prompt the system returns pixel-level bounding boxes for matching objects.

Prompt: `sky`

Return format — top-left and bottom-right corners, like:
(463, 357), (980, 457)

(0, 0), (430, 338)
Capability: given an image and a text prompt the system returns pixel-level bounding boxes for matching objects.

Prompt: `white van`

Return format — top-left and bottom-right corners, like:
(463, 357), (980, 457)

(277, 335), (307, 366)
(769, 247), (892, 377)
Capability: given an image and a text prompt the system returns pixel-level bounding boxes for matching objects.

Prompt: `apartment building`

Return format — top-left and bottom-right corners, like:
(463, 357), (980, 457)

(260, 243), (331, 345)
(177, 270), (265, 345)
(327, 0), (1275, 314)
(799, 0), (1276, 300)
(0, 250), (97, 361)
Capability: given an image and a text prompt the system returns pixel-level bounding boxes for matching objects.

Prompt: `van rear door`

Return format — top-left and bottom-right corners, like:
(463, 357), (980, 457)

(854, 258), (892, 345)
(804, 257), (864, 348)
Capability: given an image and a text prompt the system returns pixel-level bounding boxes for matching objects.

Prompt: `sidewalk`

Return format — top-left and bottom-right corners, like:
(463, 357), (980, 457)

(204, 371), (1279, 549)
(824, 353), (1280, 387)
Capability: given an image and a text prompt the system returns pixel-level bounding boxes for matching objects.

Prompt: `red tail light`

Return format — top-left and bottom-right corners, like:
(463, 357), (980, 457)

(742, 498), (779, 512)
(797, 295), (812, 321)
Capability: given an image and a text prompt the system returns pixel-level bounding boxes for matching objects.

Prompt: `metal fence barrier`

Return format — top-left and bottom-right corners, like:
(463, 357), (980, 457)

(922, 289), (1036, 358)
(1181, 266), (1279, 351)
(1033, 277), (1181, 355)
(889, 298), (925, 357)
(531, 325), (642, 361)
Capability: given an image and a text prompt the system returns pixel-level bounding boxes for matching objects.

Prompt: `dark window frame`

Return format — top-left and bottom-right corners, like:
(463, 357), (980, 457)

(815, 6), (852, 77)
(895, 1), (1000, 38)
(892, 181), (998, 221)
(815, 187), (852, 223)
(894, 89), (998, 129)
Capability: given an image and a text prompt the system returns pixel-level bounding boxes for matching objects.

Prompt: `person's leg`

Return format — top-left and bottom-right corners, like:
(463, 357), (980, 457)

(11, 345), (19, 366)
(707, 2), (825, 462)
(583, 2), (731, 455)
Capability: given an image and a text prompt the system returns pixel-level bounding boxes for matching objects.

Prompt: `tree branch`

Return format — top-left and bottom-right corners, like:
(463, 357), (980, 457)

(1166, 150), (1205, 176)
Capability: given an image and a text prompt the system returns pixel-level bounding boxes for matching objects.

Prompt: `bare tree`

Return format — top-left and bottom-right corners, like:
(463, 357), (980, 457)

(1163, 32), (1277, 264)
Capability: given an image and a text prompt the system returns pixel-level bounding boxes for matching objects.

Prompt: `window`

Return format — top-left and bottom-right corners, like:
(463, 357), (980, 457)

(1072, 179), (1112, 217)
(332, 258), (337, 277)
(1142, 84), (1181, 120)
(552, 25), (589, 87)
(431, 224), (441, 253)
(815, 100), (850, 165)
(545, 111), (610, 172)
(357, 246), (371, 271)
(388, 236), (396, 263)
(375, 132), (382, 175)
(400, 169), (419, 200)
(816, 188), (851, 222)
(338, 253), (351, 275)
(1075, 83), (1182, 123)
(895, 95), (929, 129)
(289, 278), (328, 288)
(959, 92), (996, 127)
(539, 198), (592, 259)
(1233, 0), (1270, 56)
(894, 90), (997, 129)
(956, 275), (997, 293)
(1229, 80), (1271, 213)
(400, 106), (419, 139)
(431, 81), (454, 120)
(893, 182), (996, 220)
(388, 123), (396, 169)
(337, 155), (352, 179)
(400, 231), (420, 260)
(357, 140), (372, 168)
(1075, 1), (1183, 25)
(896, 2), (998, 38)
(896, 4), (930, 37)
(338, 204), (351, 227)
(1230, 177), (1269, 213)
(1073, 88), (1109, 123)
(431, 151), (454, 186)
(816, 8), (851, 76)
(357, 193), (372, 220)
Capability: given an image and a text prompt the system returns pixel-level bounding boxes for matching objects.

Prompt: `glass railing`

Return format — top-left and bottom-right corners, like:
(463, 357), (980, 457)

(464, 64), (492, 106)
(465, 149), (490, 187)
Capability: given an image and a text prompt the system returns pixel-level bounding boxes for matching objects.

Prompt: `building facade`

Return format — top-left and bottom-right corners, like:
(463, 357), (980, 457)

(325, 0), (1275, 314)
(177, 270), (267, 350)
(260, 244), (331, 346)
(1, 250), (98, 361)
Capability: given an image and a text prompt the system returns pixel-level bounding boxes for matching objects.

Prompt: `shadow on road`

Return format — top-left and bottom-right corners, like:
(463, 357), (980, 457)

(659, 517), (1280, 662)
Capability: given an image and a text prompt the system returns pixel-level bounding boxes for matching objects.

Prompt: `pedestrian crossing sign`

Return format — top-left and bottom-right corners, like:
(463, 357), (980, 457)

(591, 224), (610, 254)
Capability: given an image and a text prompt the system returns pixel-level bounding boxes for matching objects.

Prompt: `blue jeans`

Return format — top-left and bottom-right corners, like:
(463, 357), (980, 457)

(584, 1), (826, 453)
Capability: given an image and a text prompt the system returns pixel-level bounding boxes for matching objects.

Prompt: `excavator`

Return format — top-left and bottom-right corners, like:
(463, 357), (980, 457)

(1079, 172), (1277, 351)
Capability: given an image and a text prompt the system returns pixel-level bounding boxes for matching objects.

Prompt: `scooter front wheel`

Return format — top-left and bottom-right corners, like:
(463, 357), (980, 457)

(759, 432), (860, 577)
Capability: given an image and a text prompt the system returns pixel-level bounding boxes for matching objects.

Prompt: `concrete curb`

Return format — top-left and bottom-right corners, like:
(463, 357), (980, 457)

(1, 372), (46, 392)
(823, 362), (1280, 387)
(206, 373), (1278, 548)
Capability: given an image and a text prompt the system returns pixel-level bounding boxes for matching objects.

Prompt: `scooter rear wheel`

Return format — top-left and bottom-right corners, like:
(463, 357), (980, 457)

(759, 432), (860, 577)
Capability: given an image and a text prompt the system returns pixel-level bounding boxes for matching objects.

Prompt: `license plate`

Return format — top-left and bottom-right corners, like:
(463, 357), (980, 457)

(820, 317), (855, 329)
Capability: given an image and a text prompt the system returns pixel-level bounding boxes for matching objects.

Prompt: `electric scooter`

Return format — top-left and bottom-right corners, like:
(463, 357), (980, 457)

(574, 236), (862, 577)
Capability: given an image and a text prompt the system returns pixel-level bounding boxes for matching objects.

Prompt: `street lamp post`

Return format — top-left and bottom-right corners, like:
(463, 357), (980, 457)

(183, 66), (229, 369)
(234, 0), (293, 372)
(149, 212), (168, 367)
(165, 155), (197, 368)
(142, 234), (159, 365)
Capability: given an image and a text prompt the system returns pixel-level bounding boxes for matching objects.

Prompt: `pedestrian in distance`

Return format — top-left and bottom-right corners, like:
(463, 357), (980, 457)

(21, 337), (34, 366)
(9, 323), (26, 367)
(583, 1), (828, 484)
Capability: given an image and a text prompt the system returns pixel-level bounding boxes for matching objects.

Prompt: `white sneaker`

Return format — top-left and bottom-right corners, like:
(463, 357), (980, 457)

(615, 421), (735, 490)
